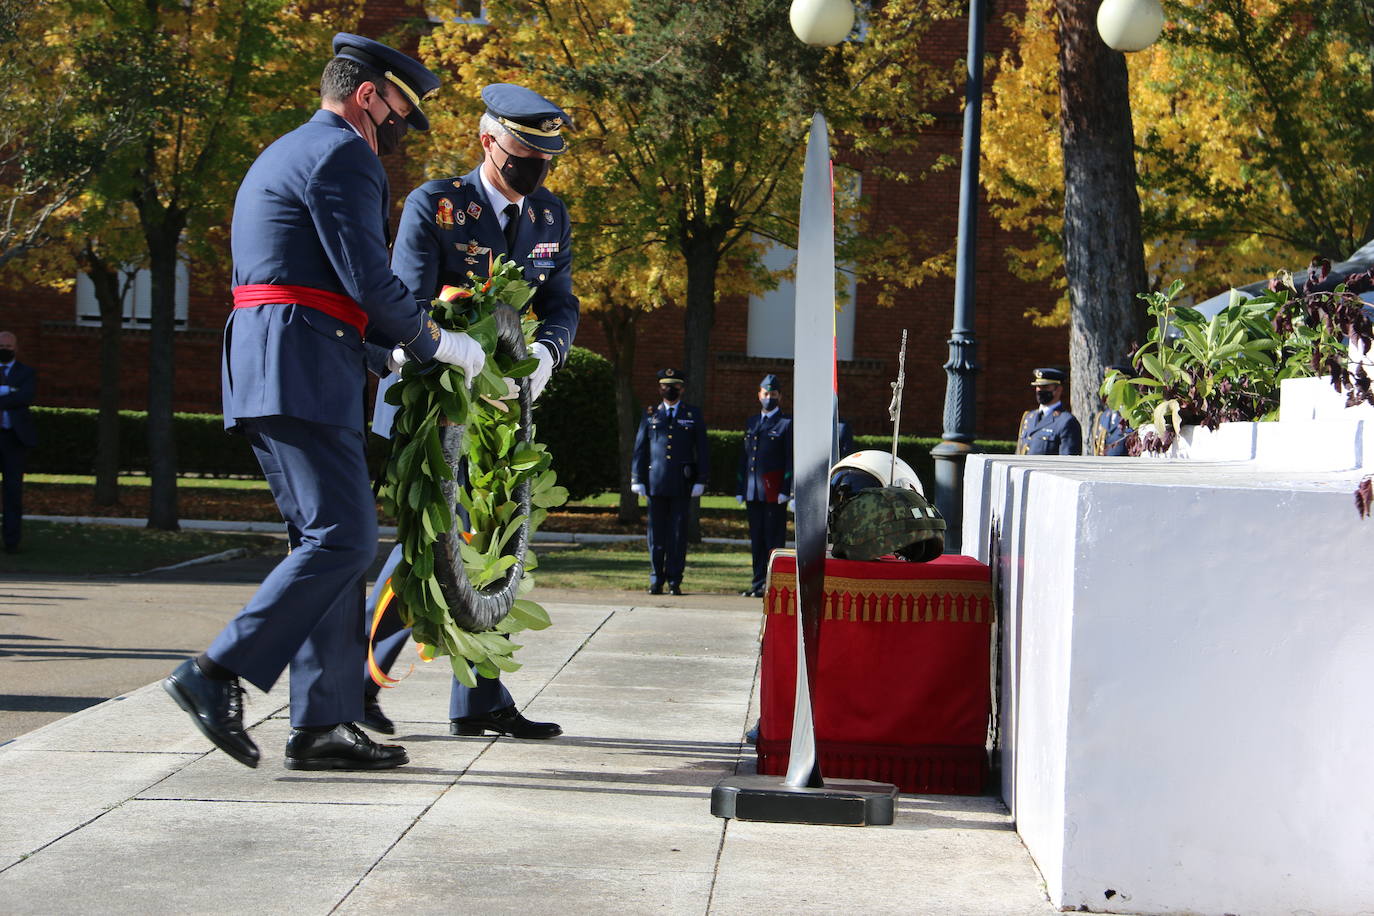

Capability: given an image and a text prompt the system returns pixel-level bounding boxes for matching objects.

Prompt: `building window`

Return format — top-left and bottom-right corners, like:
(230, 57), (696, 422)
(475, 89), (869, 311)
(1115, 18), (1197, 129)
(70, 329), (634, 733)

(74, 262), (190, 330)
(746, 171), (861, 361)
(456, 0), (487, 23)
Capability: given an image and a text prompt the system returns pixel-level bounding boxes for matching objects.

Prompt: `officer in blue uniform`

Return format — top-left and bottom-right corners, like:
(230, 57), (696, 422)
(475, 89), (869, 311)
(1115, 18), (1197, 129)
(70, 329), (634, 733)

(736, 374), (793, 598)
(631, 368), (710, 595)
(162, 35), (486, 771)
(363, 83), (578, 742)
(1093, 364), (1134, 456)
(1016, 367), (1083, 456)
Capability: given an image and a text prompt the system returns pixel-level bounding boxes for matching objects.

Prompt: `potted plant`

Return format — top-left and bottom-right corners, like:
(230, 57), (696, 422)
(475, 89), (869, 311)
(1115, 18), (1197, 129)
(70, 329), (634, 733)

(1103, 262), (1374, 456)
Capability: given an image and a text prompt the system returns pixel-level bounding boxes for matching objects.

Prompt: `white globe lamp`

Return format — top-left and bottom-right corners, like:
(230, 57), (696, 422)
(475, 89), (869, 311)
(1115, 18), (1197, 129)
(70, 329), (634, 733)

(1097, 0), (1165, 52)
(790, 0), (855, 47)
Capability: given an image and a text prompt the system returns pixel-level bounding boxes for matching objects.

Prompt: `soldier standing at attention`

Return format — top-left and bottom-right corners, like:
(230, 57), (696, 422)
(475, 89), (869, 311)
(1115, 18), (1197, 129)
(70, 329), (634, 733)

(162, 35), (484, 771)
(631, 368), (710, 596)
(736, 374), (792, 598)
(1016, 367), (1083, 456)
(362, 83), (577, 742)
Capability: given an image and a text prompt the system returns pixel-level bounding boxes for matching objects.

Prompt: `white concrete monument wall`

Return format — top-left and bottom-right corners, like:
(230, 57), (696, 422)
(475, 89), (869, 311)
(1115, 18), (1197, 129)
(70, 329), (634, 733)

(967, 380), (1374, 915)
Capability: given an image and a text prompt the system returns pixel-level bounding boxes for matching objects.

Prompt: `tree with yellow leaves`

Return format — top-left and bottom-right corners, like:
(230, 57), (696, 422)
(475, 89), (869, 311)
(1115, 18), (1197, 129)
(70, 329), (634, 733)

(28, 0), (354, 528)
(983, 0), (1374, 419)
(417, 0), (958, 482)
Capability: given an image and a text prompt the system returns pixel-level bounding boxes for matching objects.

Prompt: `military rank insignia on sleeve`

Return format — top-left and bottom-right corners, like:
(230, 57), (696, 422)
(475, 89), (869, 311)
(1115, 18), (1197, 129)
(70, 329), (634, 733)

(436, 198), (455, 230)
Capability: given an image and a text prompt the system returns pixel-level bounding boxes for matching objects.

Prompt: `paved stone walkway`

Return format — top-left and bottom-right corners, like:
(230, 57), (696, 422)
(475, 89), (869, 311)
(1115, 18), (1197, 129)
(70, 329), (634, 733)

(0, 568), (1059, 914)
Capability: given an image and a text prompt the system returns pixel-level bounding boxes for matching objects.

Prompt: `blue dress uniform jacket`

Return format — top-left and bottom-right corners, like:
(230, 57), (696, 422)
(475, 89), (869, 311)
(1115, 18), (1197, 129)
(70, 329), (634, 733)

(737, 410), (793, 593)
(393, 167), (577, 362)
(0, 358), (36, 550)
(222, 109), (440, 432)
(206, 109), (443, 729)
(633, 403), (710, 588)
(1093, 408), (1132, 456)
(1016, 406), (1083, 456)
(368, 166), (581, 720)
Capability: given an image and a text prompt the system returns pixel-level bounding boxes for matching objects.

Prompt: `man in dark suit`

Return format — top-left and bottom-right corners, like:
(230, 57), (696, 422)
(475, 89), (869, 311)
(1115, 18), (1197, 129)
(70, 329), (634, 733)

(161, 34), (479, 771)
(363, 83), (578, 742)
(1016, 367), (1083, 455)
(0, 331), (37, 554)
(736, 374), (793, 598)
(632, 368), (710, 596)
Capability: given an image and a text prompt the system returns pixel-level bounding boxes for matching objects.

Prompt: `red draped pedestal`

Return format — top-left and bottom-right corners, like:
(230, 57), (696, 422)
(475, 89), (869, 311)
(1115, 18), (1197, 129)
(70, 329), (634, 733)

(757, 551), (993, 795)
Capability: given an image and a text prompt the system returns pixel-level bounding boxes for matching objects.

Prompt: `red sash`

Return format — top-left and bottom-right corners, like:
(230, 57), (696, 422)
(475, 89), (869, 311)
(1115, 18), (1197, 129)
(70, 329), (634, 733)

(232, 284), (368, 337)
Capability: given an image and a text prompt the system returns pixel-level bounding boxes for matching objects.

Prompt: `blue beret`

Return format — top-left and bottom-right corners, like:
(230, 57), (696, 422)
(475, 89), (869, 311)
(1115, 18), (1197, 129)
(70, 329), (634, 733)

(759, 374), (781, 391)
(332, 33), (441, 131)
(481, 83), (570, 154)
(658, 368), (685, 384)
(1032, 367), (1066, 385)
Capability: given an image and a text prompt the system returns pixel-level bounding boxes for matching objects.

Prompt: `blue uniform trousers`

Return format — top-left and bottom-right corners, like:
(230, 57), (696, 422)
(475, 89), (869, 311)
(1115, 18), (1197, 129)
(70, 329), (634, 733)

(0, 429), (26, 548)
(363, 543), (514, 719)
(646, 494), (689, 587)
(206, 416), (376, 728)
(746, 500), (788, 592)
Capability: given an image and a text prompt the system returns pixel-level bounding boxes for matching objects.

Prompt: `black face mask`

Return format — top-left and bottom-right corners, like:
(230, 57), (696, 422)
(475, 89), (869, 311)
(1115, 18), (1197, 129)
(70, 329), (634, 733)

(1035, 388), (1056, 406)
(761, 395), (779, 411)
(661, 385), (682, 403)
(369, 94), (408, 156)
(498, 141), (551, 196)
(0, 349), (12, 363)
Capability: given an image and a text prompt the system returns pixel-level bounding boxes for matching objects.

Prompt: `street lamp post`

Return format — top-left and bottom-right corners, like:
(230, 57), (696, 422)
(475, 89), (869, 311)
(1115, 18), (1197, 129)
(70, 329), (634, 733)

(930, 0), (987, 556)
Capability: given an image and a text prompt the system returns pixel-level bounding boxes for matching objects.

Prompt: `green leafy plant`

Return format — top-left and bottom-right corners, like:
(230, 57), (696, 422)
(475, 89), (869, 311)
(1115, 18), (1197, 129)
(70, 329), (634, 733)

(1103, 272), (1367, 454)
(377, 257), (569, 686)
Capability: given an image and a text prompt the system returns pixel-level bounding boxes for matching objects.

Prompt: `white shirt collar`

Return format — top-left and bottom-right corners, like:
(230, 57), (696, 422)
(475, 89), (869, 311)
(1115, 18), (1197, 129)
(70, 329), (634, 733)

(479, 167), (524, 224)
(760, 407), (778, 419)
(1038, 401), (1061, 417)
(661, 401), (680, 412)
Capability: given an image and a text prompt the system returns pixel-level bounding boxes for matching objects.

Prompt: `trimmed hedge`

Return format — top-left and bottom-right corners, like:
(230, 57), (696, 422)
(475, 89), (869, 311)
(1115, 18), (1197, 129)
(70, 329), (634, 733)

(30, 404), (1015, 495)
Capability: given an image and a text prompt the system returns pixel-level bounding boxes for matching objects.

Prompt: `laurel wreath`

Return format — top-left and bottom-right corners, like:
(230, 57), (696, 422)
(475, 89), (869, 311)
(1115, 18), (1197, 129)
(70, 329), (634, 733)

(377, 257), (568, 687)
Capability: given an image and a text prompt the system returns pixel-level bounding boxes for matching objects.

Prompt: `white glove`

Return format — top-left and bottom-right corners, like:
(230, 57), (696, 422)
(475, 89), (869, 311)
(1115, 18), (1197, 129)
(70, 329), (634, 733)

(777, 492), (789, 504)
(529, 341), (556, 401)
(387, 347), (408, 373)
(736, 495), (745, 505)
(501, 377), (519, 400)
(787, 498), (795, 513)
(631, 483), (646, 496)
(433, 329), (485, 380)
(691, 483), (705, 498)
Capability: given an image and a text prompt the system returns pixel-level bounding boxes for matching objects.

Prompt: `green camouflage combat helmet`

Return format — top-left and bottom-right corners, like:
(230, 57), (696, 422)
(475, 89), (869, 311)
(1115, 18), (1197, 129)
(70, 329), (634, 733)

(830, 485), (946, 563)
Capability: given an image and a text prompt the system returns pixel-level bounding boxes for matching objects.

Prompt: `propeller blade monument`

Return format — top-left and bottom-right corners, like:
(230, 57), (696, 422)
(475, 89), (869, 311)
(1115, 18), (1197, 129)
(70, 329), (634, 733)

(711, 113), (898, 826)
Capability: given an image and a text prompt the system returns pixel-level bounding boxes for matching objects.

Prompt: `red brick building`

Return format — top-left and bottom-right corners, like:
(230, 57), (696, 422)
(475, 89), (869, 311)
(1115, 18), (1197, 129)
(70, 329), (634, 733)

(0, 2), (1067, 445)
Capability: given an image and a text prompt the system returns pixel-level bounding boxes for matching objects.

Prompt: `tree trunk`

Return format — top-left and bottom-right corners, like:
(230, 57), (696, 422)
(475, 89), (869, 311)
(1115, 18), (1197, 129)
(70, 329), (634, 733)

(140, 206), (185, 531)
(1056, 0), (1150, 436)
(681, 241), (722, 543)
(596, 305), (643, 525)
(82, 247), (129, 507)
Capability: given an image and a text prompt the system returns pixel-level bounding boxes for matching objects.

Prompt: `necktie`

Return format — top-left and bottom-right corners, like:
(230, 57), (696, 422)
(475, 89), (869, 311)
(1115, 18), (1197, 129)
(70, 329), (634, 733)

(502, 203), (519, 252)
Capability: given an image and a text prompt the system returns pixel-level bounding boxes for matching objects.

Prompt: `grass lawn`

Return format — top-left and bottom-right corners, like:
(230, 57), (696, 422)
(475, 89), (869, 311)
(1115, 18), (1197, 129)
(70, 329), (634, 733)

(533, 541), (753, 593)
(0, 521), (281, 576)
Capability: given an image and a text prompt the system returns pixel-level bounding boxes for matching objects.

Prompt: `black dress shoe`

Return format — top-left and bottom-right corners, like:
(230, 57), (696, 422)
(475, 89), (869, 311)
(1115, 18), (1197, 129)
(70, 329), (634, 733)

(648, 584), (663, 595)
(668, 583), (683, 596)
(740, 588), (764, 598)
(359, 696), (395, 735)
(285, 722), (408, 770)
(451, 705), (562, 739)
(162, 658), (260, 768)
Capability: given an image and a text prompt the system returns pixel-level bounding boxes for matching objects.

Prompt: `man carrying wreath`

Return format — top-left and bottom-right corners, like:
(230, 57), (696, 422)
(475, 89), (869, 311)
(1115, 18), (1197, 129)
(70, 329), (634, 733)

(363, 83), (579, 740)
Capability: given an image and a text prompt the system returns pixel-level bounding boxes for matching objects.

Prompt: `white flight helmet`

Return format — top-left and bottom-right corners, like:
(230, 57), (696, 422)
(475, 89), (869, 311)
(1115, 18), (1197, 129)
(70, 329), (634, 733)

(829, 449), (924, 498)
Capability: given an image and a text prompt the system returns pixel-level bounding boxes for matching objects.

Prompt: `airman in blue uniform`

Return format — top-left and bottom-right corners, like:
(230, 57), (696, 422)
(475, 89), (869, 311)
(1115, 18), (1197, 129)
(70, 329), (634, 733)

(162, 34), (486, 772)
(737, 374), (793, 598)
(1093, 364), (1134, 456)
(1016, 367), (1083, 456)
(632, 368), (710, 595)
(364, 83), (577, 741)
